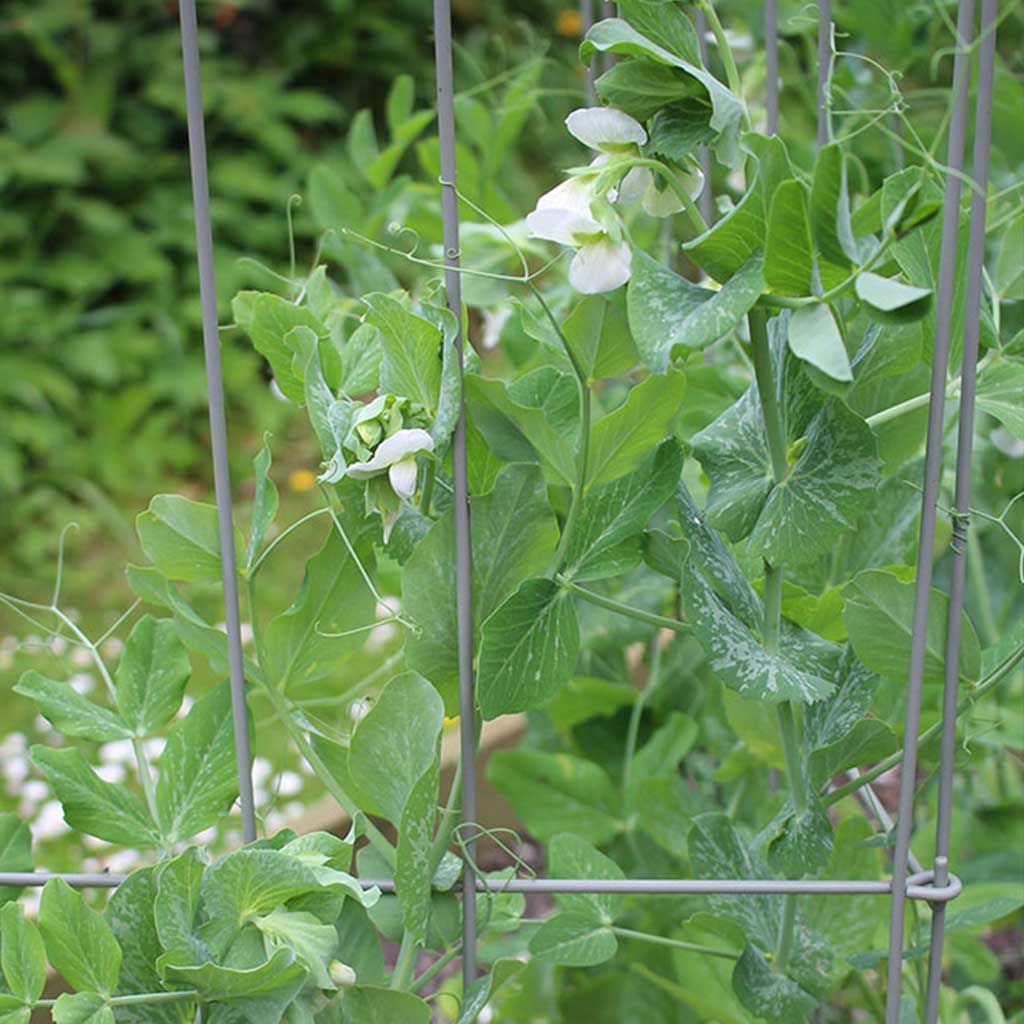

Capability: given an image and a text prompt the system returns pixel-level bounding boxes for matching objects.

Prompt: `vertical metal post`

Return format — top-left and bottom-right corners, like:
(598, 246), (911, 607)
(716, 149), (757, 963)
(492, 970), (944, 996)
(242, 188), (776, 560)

(923, 0), (997, 1019)
(581, 0), (595, 103)
(599, 1), (614, 73)
(432, 0), (478, 984)
(764, 0), (779, 136)
(177, 0), (257, 845)
(817, 0), (832, 146)
(883, 0), (975, 1017)
(695, 7), (714, 225)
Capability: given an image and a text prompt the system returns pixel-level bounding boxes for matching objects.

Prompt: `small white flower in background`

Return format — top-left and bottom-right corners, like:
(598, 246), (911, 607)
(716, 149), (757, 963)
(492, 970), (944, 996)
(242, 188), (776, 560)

(346, 428), (434, 502)
(49, 635), (67, 656)
(95, 761), (126, 785)
(481, 306), (513, 350)
(99, 739), (136, 765)
(2, 754), (28, 791)
(33, 800), (69, 841)
(100, 636), (124, 659)
(69, 672), (95, 696)
(0, 650), (12, 671)
(70, 646), (92, 668)
(276, 770), (303, 797)
(252, 757), (274, 787)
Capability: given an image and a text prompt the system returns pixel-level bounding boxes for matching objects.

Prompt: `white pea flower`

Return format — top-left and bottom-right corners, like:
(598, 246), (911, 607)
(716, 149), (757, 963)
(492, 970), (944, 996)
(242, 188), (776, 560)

(345, 428), (434, 501)
(526, 206), (632, 294)
(619, 162), (705, 218)
(565, 107), (648, 151)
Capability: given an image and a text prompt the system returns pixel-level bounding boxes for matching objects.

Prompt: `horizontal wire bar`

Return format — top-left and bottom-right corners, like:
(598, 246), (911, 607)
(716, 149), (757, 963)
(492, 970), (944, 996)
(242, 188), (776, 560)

(0, 870), (961, 902)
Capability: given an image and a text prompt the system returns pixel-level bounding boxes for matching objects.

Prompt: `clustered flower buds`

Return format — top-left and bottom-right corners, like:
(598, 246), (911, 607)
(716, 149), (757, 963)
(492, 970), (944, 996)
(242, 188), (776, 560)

(526, 106), (704, 294)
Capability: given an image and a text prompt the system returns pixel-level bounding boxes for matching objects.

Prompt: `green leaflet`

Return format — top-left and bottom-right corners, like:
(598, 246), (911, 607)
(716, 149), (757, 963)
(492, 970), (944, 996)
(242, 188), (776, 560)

(263, 527), (375, 689)
(544, 676), (636, 731)
(809, 143), (858, 269)
(153, 847), (206, 964)
(161, 949), (306, 1024)
(615, 0), (702, 65)
(105, 869), (195, 1024)
(580, 19), (743, 167)
(842, 568), (982, 684)
(762, 795), (834, 878)
(732, 944), (818, 1023)
(244, 437), (280, 572)
(977, 357), (1024, 437)
(562, 293), (639, 381)
(547, 833), (625, 922)
(114, 615), (190, 736)
(788, 303), (852, 383)
(395, 758), (441, 944)
(362, 293), (441, 413)
(477, 578), (580, 718)
(487, 750), (621, 844)
(253, 907), (338, 989)
(14, 671), (131, 742)
(348, 672), (443, 824)
(51, 993), (113, 1024)
(467, 369), (578, 486)
(585, 369), (685, 487)
(683, 564), (836, 704)
(403, 463), (558, 713)
(338, 987), (430, 1024)
(0, 815), (32, 907)
(136, 494), (243, 584)
(0, 903), (45, 1005)
(595, 60), (698, 121)
(855, 272), (933, 324)
(682, 134), (793, 282)
(339, 322), (383, 396)
(764, 179), (814, 297)
(691, 315), (880, 566)
(39, 879), (121, 995)
(456, 959), (527, 1024)
(156, 683), (239, 844)
(627, 250), (764, 372)
(631, 711), (699, 785)
(564, 440), (682, 581)
(30, 746), (159, 847)
(0, 996), (30, 1024)
(233, 291), (330, 405)
(529, 912), (617, 966)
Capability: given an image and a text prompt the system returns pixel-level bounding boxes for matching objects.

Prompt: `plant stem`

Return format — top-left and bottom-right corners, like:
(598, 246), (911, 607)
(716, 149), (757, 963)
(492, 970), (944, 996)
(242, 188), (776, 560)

(696, 2), (746, 111)
(249, 507), (330, 577)
(622, 636), (663, 817)
(774, 893), (798, 974)
(391, 931), (419, 990)
(559, 577), (690, 634)
(748, 309), (788, 482)
(823, 640), (1024, 806)
(612, 925), (740, 961)
(411, 944), (462, 992)
(420, 459), (436, 516)
(37, 991), (198, 1009)
(864, 390), (933, 429)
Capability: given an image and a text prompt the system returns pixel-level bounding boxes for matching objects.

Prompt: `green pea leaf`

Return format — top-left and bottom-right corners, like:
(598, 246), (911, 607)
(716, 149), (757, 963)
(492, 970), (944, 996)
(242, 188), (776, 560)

(13, 671), (131, 742)
(339, 987), (430, 1024)
(0, 815), (32, 908)
(0, 903), (45, 1004)
(595, 61), (698, 121)
(682, 134), (793, 281)
(340, 322), (383, 396)
(136, 495), (242, 583)
(362, 294), (441, 413)
(161, 949), (306, 1024)
(487, 750), (620, 844)
(477, 578), (580, 719)
(627, 250), (764, 371)
(153, 847), (205, 964)
(788, 303), (852, 383)
(253, 907), (338, 990)
(842, 568), (982, 684)
(156, 682), (239, 844)
(0, 997), (30, 1024)
(682, 565), (836, 704)
(244, 436), (280, 571)
(631, 711), (698, 783)
(809, 143), (858, 269)
(562, 294), (639, 381)
(855, 272), (932, 324)
(580, 19), (743, 167)
(732, 944), (818, 1023)
(528, 912), (617, 967)
(586, 369), (685, 487)
(30, 746), (159, 847)
(765, 180), (814, 297)
(348, 673), (443, 824)
(39, 878), (121, 995)
(456, 959), (527, 1024)
(403, 464), (558, 713)
(105, 868), (195, 1024)
(543, 676), (636, 732)
(114, 615), (190, 736)
(263, 527), (376, 689)
(548, 833), (625, 922)
(233, 291), (328, 404)
(51, 993), (113, 1024)
(565, 440), (682, 581)
(615, 0), (702, 64)
(467, 370), (578, 486)
(395, 760), (441, 945)
(977, 357), (1024, 437)
(764, 796), (834, 878)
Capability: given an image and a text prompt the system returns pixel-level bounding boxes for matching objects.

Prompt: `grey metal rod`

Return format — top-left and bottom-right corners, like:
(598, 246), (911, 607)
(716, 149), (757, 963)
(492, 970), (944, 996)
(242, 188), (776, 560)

(849, 768), (924, 875)
(431, 0), (478, 985)
(0, 871), (961, 900)
(883, 0), (975, 1017)
(177, 0), (257, 845)
(765, 0), (779, 135)
(924, 0), (997, 1018)
(817, 0), (832, 146)
(695, 7), (714, 225)
(581, 0), (595, 103)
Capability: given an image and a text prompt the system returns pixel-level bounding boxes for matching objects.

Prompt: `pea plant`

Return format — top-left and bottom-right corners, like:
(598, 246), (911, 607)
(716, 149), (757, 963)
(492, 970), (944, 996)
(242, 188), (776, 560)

(2, 2), (1023, 1022)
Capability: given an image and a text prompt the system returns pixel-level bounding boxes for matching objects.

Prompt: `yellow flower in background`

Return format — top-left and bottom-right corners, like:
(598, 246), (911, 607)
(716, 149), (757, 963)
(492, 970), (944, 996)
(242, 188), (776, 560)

(444, 715), (459, 727)
(556, 8), (582, 37)
(288, 469), (317, 492)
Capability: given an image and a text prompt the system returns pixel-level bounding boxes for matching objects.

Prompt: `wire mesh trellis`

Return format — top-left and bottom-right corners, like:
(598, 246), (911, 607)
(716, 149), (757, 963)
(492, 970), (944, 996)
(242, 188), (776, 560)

(0, 2), (1002, 1022)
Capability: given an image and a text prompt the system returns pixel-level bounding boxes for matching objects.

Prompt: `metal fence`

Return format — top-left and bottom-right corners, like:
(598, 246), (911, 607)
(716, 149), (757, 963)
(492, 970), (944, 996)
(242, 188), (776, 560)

(0, 1), (1001, 1022)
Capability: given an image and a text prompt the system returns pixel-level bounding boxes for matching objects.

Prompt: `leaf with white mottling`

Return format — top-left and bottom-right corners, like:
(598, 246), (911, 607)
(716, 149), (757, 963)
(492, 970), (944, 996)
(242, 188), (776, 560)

(395, 760), (440, 945)
(0, 903), (45, 1005)
(765, 180), (814, 297)
(732, 944), (818, 1023)
(977, 358), (1024, 437)
(114, 615), (191, 736)
(39, 879), (121, 995)
(14, 671), (131, 742)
